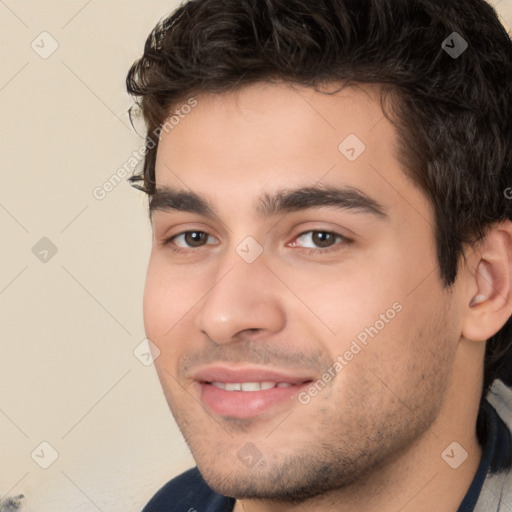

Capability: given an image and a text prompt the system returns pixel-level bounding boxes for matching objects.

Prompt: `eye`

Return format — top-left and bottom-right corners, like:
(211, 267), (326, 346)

(290, 230), (349, 251)
(161, 229), (349, 254)
(164, 230), (218, 249)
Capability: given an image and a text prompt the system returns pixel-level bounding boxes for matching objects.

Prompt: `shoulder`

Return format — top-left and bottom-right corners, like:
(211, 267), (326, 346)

(142, 467), (236, 512)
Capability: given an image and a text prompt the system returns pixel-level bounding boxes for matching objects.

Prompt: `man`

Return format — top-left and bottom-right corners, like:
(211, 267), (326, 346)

(126, 0), (512, 510)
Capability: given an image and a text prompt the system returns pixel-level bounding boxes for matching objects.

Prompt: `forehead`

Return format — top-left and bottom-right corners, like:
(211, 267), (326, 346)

(153, 81), (429, 223)
(156, 81), (388, 169)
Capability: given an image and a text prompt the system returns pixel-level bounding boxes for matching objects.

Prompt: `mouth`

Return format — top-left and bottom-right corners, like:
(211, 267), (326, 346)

(192, 366), (314, 418)
(210, 381), (299, 391)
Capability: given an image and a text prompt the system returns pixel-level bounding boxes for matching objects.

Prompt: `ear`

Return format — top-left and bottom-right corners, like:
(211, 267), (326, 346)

(462, 220), (512, 342)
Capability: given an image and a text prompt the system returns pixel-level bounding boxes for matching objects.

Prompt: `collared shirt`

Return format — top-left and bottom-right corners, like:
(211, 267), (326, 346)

(458, 400), (512, 511)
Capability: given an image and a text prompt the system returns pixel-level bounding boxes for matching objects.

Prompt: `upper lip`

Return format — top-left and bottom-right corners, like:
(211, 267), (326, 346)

(191, 365), (314, 384)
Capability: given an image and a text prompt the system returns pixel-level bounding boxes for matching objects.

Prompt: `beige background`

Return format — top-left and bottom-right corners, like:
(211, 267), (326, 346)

(0, 1), (511, 510)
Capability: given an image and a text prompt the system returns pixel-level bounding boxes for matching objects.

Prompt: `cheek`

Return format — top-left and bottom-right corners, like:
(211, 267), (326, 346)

(142, 255), (199, 349)
(143, 261), (198, 393)
(285, 259), (446, 384)
(283, 265), (400, 343)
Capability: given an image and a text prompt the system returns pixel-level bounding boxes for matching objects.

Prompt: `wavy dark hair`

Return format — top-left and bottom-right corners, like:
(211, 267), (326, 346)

(126, 0), (512, 404)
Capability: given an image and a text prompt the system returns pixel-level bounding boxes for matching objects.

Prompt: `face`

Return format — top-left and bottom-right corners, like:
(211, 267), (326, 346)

(143, 82), (461, 501)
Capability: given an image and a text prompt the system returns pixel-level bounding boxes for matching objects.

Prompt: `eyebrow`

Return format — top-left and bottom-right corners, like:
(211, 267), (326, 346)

(149, 185), (388, 220)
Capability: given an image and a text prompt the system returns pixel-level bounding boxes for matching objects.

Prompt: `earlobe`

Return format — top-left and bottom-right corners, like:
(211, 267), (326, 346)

(462, 222), (512, 342)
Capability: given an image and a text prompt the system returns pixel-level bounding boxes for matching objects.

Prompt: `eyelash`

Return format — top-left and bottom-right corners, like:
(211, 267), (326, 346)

(161, 230), (352, 255)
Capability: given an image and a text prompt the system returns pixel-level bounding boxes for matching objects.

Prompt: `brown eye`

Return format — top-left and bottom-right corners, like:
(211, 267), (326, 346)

(183, 231), (209, 247)
(311, 231), (337, 248)
(166, 231), (217, 249)
(294, 230), (344, 250)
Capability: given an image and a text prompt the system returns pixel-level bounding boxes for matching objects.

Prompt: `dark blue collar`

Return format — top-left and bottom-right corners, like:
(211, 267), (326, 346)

(457, 399), (512, 511)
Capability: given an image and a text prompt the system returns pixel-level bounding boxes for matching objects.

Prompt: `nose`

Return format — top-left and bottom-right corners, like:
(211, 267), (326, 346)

(193, 255), (286, 345)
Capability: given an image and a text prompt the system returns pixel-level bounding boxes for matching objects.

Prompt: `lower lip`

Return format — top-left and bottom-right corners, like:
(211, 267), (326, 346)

(199, 382), (309, 418)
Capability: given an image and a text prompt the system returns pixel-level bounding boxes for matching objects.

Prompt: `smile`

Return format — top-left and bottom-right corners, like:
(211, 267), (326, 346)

(210, 381), (295, 391)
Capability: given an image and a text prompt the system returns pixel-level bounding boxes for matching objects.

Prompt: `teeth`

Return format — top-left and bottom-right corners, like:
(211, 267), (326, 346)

(241, 382), (262, 391)
(210, 381), (295, 391)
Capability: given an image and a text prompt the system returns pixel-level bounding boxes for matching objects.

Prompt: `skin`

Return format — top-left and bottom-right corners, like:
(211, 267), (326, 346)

(143, 81), (512, 512)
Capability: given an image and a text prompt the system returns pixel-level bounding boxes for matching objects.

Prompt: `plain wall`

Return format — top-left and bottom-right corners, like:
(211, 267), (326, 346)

(0, 1), (511, 510)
